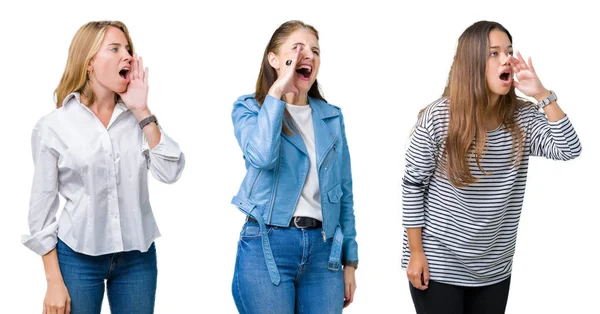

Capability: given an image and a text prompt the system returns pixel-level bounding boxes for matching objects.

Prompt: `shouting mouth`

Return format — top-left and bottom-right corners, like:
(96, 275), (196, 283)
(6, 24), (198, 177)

(296, 64), (312, 81)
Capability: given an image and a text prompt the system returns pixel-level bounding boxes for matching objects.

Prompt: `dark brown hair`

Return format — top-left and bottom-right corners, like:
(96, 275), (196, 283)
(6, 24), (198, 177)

(422, 21), (529, 187)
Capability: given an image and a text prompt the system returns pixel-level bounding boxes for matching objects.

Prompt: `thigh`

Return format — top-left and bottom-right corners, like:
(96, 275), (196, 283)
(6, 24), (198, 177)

(465, 276), (511, 314)
(409, 280), (464, 314)
(106, 243), (158, 314)
(295, 230), (344, 314)
(232, 222), (299, 314)
(57, 238), (107, 314)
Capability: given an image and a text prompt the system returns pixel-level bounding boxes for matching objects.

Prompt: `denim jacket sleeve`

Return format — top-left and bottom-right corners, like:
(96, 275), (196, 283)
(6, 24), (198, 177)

(231, 95), (286, 170)
(338, 113), (359, 264)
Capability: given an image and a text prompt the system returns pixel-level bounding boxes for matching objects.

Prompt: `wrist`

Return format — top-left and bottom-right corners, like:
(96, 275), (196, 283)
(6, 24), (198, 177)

(409, 248), (425, 254)
(533, 88), (551, 102)
(46, 275), (64, 284)
(267, 86), (283, 100)
(132, 108), (152, 122)
(343, 260), (359, 269)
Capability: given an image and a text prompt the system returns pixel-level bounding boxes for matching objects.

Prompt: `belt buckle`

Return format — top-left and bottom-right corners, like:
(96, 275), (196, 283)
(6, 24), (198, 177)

(293, 217), (306, 229)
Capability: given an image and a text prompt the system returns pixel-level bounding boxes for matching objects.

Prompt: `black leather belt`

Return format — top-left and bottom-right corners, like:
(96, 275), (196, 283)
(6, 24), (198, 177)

(247, 216), (322, 229)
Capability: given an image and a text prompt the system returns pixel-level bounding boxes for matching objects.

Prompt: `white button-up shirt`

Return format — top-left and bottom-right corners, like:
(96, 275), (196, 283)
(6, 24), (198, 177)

(22, 92), (185, 256)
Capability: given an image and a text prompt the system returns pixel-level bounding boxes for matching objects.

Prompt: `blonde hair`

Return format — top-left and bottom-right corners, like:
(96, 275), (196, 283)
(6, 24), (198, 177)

(54, 21), (134, 108)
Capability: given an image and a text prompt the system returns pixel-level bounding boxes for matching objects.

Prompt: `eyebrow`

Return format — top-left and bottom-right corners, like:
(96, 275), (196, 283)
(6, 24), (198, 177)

(489, 45), (513, 49)
(107, 43), (131, 49)
(293, 42), (320, 50)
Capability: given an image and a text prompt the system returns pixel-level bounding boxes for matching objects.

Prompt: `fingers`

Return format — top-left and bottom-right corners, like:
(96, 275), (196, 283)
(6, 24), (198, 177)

(144, 67), (149, 84)
(66, 299), (71, 314)
(138, 55), (144, 81)
(508, 56), (520, 73)
(131, 53), (139, 79)
(423, 266), (430, 287)
(285, 45), (302, 70)
(516, 51), (527, 66)
(408, 270), (428, 290)
(527, 56), (536, 74)
(343, 281), (356, 308)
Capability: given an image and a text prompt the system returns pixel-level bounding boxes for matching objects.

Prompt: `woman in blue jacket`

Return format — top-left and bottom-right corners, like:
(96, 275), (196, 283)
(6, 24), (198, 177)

(230, 20), (358, 314)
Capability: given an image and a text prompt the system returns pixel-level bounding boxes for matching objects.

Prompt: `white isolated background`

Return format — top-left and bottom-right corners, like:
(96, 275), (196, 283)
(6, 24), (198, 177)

(0, 0), (598, 313)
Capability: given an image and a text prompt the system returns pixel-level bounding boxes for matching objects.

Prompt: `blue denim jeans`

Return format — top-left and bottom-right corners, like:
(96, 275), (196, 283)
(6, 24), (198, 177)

(232, 221), (344, 314)
(57, 238), (157, 314)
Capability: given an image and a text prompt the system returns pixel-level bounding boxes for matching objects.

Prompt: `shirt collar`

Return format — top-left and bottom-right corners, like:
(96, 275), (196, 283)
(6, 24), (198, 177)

(63, 92), (129, 112)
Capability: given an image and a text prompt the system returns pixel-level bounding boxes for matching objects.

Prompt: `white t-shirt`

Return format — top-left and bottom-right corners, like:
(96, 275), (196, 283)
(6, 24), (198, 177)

(285, 103), (322, 221)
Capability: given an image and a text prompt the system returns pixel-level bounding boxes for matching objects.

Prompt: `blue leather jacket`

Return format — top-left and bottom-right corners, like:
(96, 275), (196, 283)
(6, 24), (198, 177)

(231, 94), (358, 285)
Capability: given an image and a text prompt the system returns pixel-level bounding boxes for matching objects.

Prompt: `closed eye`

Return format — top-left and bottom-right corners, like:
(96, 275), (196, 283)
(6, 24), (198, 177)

(312, 50), (320, 56)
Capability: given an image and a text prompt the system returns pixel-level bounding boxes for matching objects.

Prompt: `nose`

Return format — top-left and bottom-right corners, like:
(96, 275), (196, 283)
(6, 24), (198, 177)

(123, 50), (132, 63)
(501, 53), (512, 66)
(299, 45), (315, 60)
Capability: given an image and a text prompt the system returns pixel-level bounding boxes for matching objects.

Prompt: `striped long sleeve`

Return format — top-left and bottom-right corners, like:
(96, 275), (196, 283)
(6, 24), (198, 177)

(401, 98), (581, 287)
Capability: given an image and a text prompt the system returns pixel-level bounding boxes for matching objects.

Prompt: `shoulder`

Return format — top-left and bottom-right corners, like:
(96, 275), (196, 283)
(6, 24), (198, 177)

(233, 94), (261, 113)
(418, 97), (449, 127)
(310, 97), (343, 119)
(515, 98), (539, 122)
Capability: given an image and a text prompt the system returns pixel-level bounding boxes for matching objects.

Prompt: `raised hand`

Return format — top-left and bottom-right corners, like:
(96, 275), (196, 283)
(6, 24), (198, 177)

(509, 51), (548, 99)
(268, 46), (302, 98)
(119, 53), (150, 116)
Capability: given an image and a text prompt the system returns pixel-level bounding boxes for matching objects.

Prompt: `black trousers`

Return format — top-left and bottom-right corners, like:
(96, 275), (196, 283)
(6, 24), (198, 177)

(409, 276), (511, 314)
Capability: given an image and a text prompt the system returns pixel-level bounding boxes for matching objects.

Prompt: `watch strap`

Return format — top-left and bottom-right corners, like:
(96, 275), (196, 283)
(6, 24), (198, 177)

(537, 90), (557, 109)
(139, 115), (158, 129)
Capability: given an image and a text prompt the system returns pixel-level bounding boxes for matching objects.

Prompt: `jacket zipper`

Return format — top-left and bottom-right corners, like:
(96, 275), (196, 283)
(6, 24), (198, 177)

(324, 143), (337, 170)
(267, 145), (283, 225)
(319, 138), (338, 170)
(317, 137), (338, 242)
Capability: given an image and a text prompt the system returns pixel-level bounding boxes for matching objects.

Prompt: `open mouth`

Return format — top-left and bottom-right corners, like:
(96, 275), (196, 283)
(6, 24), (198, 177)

(295, 65), (312, 80)
(119, 67), (130, 80)
(499, 70), (511, 82)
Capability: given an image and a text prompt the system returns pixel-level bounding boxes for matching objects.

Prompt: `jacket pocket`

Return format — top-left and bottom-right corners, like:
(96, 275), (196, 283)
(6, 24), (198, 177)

(327, 184), (343, 203)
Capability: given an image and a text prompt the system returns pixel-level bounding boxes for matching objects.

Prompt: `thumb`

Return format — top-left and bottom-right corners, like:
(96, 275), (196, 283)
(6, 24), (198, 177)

(512, 80), (520, 89)
(423, 265), (430, 286)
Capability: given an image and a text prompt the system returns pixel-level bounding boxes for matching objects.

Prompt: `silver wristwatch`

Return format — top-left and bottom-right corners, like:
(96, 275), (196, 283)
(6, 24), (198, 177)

(537, 90), (557, 109)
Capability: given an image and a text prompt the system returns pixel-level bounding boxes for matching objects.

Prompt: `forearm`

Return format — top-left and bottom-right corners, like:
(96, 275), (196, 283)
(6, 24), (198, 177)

(132, 109), (160, 149)
(407, 227), (424, 253)
(42, 248), (64, 283)
(534, 89), (565, 122)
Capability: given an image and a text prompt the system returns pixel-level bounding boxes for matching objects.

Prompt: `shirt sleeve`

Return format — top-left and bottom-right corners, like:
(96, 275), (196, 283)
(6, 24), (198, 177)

(21, 127), (60, 256)
(527, 107), (582, 160)
(402, 116), (438, 229)
(142, 126), (185, 184)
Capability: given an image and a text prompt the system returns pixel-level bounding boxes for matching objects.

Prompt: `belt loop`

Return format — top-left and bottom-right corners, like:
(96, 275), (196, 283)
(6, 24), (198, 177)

(327, 226), (344, 271)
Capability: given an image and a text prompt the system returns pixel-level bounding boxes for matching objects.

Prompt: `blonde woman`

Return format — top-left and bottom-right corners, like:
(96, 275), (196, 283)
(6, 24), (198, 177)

(22, 21), (185, 314)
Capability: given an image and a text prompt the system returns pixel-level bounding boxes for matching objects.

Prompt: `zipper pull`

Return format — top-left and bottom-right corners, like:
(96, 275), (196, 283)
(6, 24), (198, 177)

(321, 230), (326, 242)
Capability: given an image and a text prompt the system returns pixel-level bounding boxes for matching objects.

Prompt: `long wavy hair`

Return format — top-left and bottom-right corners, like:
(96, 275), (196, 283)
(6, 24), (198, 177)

(54, 21), (134, 108)
(421, 21), (529, 187)
(255, 20), (326, 135)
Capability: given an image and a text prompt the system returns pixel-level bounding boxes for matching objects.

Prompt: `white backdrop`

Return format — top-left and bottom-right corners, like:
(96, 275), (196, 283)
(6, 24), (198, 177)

(1, 0), (598, 313)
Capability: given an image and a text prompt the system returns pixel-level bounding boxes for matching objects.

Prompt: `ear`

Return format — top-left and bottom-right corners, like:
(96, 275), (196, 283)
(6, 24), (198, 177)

(268, 52), (279, 70)
(87, 60), (94, 74)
